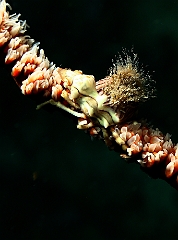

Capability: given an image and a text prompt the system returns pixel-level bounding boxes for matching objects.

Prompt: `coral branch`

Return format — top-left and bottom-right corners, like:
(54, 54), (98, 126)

(1, 0), (178, 190)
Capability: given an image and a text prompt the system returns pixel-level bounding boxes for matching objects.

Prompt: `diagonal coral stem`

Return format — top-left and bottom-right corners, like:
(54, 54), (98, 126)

(0, 0), (178, 190)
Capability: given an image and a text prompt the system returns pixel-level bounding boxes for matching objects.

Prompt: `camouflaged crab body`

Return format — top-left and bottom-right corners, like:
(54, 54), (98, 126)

(52, 68), (121, 129)
(2, 0), (178, 189)
(0, 0), (121, 130)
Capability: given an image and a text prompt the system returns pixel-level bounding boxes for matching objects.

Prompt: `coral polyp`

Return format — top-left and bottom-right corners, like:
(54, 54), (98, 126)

(0, 0), (178, 190)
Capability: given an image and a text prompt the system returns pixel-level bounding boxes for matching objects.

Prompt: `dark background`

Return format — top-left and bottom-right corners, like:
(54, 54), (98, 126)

(1, 0), (178, 239)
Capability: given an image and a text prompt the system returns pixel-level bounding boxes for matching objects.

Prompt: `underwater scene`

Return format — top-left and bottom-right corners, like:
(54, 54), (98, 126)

(1, 0), (178, 239)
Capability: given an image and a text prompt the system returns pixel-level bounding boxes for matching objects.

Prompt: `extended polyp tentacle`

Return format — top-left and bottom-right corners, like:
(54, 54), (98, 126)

(2, 0), (178, 190)
(110, 122), (178, 184)
(0, 0), (121, 129)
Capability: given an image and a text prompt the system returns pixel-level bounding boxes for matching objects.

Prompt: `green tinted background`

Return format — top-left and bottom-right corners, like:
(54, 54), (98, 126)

(1, 0), (178, 239)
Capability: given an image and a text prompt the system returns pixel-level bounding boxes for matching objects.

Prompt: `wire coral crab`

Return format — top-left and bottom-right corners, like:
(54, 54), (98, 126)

(1, 0), (178, 190)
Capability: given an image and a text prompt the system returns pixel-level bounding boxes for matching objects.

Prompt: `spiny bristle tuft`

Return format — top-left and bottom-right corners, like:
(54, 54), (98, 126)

(106, 50), (155, 106)
(96, 50), (156, 122)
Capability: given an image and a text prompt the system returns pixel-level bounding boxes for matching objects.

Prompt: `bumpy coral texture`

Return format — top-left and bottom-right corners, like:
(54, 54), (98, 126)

(0, 3), (63, 100)
(0, 0), (123, 129)
(110, 123), (178, 180)
(1, 0), (178, 188)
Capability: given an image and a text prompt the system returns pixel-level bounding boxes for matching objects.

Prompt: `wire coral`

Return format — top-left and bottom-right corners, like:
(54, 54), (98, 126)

(1, 0), (178, 190)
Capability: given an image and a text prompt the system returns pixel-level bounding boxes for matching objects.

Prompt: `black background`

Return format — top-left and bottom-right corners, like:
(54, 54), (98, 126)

(1, 0), (178, 239)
